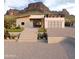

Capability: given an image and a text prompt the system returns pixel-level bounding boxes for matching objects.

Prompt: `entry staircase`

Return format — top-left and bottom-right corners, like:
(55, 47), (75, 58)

(19, 28), (38, 42)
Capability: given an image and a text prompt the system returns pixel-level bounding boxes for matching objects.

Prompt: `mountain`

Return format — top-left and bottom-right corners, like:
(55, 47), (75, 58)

(5, 2), (72, 17)
(5, 9), (20, 16)
(51, 9), (70, 17)
(24, 2), (50, 14)
(5, 2), (51, 15)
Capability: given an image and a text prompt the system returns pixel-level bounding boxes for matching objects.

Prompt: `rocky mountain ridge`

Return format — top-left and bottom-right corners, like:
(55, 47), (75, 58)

(5, 2), (71, 17)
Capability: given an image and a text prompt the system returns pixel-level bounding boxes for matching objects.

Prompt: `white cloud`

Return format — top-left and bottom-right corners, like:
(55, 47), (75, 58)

(55, 3), (75, 10)
(43, 0), (56, 7)
(5, 0), (30, 10)
(43, 0), (75, 15)
(54, 3), (75, 15)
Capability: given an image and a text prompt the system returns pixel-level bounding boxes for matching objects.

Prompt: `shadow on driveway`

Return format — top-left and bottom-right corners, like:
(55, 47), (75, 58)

(60, 37), (75, 59)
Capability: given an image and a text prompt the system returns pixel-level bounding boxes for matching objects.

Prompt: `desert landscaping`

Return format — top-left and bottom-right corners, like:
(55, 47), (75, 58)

(4, 2), (75, 59)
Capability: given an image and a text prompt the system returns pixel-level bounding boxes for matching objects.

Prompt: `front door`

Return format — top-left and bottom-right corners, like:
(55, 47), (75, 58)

(33, 20), (41, 27)
(30, 19), (42, 28)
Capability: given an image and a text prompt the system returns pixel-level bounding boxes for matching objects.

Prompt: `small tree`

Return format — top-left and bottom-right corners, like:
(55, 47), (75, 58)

(65, 15), (75, 26)
(4, 15), (16, 29)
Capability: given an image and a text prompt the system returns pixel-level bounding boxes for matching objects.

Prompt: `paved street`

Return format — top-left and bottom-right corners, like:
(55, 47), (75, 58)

(4, 37), (75, 59)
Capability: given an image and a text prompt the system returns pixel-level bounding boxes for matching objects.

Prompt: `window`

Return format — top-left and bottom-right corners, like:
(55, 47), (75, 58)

(21, 22), (25, 25)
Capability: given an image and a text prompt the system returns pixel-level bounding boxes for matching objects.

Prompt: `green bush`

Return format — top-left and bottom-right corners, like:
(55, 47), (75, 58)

(65, 15), (75, 26)
(65, 21), (73, 26)
(15, 25), (21, 29)
(38, 27), (47, 32)
(4, 15), (16, 29)
(4, 29), (10, 39)
(11, 34), (16, 39)
(7, 28), (23, 32)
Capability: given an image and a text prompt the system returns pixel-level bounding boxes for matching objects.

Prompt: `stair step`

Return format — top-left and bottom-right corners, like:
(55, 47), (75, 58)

(19, 28), (38, 42)
(18, 39), (37, 42)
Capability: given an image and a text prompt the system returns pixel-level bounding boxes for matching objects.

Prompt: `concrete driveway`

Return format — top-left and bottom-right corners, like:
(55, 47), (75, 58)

(4, 37), (75, 59)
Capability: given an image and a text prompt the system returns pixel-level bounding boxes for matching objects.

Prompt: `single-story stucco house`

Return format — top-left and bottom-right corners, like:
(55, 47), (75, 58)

(15, 14), (75, 44)
(16, 14), (65, 29)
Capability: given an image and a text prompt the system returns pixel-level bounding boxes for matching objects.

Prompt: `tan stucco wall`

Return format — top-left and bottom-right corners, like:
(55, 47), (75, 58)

(16, 17), (33, 28)
(16, 15), (65, 29)
(16, 17), (28, 28)
(16, 15), (44, 28)
(45, 17), (65, 28)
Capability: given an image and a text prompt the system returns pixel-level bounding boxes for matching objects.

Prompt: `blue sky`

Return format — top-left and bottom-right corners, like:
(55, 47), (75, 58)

(4, 0), (75, 15)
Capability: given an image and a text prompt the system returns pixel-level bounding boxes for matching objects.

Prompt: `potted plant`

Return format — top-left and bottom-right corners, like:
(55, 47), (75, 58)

(37, 27), (48, 40)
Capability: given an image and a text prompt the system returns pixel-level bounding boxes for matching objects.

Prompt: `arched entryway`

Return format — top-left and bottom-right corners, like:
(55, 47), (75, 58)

(30, 19), (43, 28)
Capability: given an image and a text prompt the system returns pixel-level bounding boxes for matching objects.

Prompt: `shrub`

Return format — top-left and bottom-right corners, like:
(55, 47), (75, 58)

(37, 28), (48, 40)
(38, 27), (47, 32)
(7, 28), (23, 32)
(11, 34), (16, 39)
(4, 15), (16, 29)
(4, 29), (10, 39)
(15, 25), (21, 29)
(65, 15), (75, 27)
(6, 25), (23, 32)
(65, 21), (73, 26)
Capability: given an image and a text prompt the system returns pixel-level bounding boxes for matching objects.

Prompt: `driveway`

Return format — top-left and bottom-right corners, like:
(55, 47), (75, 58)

(4, 37), (75, 59)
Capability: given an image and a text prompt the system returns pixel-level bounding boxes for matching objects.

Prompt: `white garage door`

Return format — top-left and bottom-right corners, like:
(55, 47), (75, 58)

(45, 18), (65, 28)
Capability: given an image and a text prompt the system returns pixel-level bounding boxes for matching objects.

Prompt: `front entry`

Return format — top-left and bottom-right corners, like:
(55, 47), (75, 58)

(30, 19), (42, 28)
